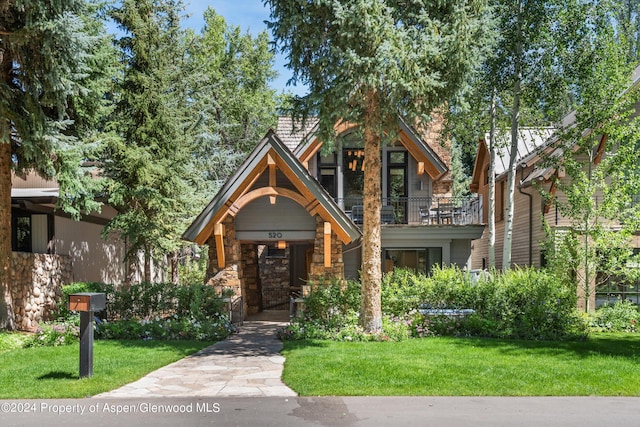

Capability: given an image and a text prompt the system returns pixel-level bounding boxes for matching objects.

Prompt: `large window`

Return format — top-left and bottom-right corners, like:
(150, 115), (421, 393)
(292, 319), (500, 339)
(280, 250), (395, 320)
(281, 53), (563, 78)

(11, 210), (53, 254)
(387, 151), (408, 223)
(384, 248), (442, 275)
(342, 147), (365, 210)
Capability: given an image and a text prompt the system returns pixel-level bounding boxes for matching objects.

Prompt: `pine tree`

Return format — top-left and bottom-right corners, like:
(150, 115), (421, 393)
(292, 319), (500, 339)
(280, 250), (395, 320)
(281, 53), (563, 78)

(103, 0), (193, 283)
(0, 0), (95, 330)
(267, 0), (494, 332)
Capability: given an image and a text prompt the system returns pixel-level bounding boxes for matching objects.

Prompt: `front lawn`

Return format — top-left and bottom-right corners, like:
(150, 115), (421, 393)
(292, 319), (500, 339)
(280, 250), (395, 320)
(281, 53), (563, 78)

(281, 333), (640, 396)
(0, 339), (213, 398)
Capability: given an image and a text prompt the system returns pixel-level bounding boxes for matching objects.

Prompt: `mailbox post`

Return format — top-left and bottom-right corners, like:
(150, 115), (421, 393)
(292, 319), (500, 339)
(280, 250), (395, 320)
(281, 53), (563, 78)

(68, 293), (106, 378)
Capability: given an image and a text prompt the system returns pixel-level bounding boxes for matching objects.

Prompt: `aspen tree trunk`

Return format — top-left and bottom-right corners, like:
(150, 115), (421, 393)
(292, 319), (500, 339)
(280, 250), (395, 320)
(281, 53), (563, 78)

(488, 89), (497, 268)
(503, 0), (524, 270)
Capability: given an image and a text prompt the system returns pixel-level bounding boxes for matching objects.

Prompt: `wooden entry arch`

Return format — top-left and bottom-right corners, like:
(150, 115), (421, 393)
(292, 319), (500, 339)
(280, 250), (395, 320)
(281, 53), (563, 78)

(227, 186), (312, 219)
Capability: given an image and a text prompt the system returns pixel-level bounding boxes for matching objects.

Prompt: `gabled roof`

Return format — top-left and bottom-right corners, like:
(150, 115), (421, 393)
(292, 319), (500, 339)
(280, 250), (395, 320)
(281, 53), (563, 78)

(276, 116), (449, 179)
(470, 127), (555, 191)
(471, 63), (640, 193)
(182, 130), (361, 246)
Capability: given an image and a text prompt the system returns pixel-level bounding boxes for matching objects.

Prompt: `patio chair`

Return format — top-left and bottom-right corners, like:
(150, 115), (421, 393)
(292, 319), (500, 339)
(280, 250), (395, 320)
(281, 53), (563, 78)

(351, 205), (364, 225)
(381, 205), (395, 224)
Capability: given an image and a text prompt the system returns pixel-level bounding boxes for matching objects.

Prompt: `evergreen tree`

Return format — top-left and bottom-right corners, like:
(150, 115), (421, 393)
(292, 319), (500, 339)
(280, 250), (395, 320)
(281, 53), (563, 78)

(190, 8), (277, 191)
(0, 0), (96, 330)
(103, 0), (193, 283)
(267, 0), (494, 332)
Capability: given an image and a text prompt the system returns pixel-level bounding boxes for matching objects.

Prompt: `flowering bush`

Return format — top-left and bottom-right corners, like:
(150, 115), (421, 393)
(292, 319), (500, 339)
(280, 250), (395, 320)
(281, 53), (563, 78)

(589, 300), (639, 332)
(278, 314), (411, 342)
(22, 322), (79, 348)
(95, 314), (235, 341)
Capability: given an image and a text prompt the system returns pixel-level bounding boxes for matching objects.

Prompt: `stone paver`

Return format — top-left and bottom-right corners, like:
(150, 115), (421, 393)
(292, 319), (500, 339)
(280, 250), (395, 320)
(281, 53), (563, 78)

(95, 319), (297, 398)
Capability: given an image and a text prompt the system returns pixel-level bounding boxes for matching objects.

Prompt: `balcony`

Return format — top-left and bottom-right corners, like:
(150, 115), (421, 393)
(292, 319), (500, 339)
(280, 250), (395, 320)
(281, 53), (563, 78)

(337, 195), (483, 226)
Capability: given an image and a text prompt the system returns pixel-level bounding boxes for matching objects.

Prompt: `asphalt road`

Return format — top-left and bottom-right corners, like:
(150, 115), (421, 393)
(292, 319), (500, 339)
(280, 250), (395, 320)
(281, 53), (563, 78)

(2, 396), (639, 427)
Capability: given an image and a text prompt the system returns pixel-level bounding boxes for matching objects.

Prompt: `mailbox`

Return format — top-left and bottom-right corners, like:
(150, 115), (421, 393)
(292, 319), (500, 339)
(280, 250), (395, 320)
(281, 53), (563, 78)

(68, 293), (106, 312)
(68, 292), (105, 378)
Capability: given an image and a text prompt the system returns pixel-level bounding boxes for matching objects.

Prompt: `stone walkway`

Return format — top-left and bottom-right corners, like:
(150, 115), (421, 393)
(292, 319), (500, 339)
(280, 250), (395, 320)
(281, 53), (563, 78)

(95, 313), (297, 398)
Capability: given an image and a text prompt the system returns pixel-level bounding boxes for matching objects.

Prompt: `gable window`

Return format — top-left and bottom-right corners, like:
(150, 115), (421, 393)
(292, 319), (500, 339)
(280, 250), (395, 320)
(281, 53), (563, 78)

(317, 152), (337, 199)
(11, 210), (54, 254)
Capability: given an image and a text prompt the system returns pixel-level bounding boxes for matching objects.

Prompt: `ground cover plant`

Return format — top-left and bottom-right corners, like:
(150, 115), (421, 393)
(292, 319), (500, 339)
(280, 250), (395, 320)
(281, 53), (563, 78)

(281, 333), (640, 396)
(0, 339), (212, 398)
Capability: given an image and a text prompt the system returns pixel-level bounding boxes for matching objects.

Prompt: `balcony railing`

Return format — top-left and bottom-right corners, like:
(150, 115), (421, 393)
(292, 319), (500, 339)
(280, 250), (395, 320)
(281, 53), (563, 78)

(336, 195), (483, 226)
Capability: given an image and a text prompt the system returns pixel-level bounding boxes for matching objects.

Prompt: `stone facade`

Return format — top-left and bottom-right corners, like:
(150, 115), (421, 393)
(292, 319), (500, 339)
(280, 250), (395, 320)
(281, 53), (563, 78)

(205, 216), (243, 297)
(10, 252), (72, 331)
(241, 243), (260, 315)
(308, 216), (344, 284)
(205, 214), (346, 319)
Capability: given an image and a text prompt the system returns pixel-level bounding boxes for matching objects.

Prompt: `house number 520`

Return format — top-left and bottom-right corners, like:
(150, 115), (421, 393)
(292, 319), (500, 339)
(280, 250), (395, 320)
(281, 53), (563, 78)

(268, 232), (283, 239)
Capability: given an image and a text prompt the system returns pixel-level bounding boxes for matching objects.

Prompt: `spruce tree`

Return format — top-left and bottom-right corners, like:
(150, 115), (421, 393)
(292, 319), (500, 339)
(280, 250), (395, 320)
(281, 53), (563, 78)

(103, 0), (193, 282)
(267, 0), (494, 332)
(0, 0), (95, 330)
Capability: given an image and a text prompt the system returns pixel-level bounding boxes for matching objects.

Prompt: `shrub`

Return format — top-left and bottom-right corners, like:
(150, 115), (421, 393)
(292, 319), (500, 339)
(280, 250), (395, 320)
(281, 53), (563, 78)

(303, 278), (361, 330)
(95, 314), (235, 341)
(589, 300), (639, 332)
(57, 282), (224, 322)
(22, 322), (78, 348)
(381, 269), (430, 316)
(283, 266), (589, 342)
(422, 265), (476, 310)
(471, 268), (587, 341)
(55, 282), (230, 342)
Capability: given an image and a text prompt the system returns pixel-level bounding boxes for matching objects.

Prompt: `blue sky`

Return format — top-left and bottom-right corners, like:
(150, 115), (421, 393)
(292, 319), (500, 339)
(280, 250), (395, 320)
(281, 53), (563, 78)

(182, 0), (303, 95)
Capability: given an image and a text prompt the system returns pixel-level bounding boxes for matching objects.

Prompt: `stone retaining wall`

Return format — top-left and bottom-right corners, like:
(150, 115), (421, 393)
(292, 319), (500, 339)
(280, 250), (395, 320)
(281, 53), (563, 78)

(10, 252), (73, 331)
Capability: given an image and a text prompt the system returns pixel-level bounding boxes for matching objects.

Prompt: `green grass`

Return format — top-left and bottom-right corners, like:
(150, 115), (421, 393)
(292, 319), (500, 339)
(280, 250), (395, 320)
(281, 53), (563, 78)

(0, 332), (29, 353)
(282, 333), (640, 396)
(0, 339), (213, 398)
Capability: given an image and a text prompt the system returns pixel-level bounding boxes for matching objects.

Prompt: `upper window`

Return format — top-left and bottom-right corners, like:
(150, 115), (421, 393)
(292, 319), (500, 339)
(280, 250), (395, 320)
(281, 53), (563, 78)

(317, 152), (338, 198)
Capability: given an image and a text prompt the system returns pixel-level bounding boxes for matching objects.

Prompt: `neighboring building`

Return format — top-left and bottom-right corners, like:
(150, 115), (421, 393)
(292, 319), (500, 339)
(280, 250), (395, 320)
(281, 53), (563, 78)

(469, 112), (640, 310)
(11, 171), (169, 329)
(183, 117), (484, 318)
(468, 127), (555, 271)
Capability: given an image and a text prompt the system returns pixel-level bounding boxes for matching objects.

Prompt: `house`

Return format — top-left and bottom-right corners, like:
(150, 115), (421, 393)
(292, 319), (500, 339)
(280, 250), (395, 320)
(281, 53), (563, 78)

(469, 94), (640, 310)
(183, 117), (484, 318)
(11, 171), (167, 329)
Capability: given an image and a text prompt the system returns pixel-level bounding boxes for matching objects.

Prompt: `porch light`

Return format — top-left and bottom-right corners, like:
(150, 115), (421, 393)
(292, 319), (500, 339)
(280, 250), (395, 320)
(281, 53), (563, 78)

(277, 241), (287, 249)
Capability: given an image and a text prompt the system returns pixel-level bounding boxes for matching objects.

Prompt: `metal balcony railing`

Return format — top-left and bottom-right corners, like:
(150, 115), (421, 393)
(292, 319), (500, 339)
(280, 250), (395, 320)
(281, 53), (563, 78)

(336, 195), (483, 226)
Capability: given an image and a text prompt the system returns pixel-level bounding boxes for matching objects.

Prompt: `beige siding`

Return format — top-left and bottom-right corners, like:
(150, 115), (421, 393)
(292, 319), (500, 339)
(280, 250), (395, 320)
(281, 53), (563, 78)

(54, 217), (126, 283)
(12, 172), (58, 189)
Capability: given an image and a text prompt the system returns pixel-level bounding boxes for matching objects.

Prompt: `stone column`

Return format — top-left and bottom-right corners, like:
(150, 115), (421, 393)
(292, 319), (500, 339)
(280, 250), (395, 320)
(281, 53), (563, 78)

(241, 243), (260, 315)
(308, 216), (344, 285)
(205, 217), (242, 298)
